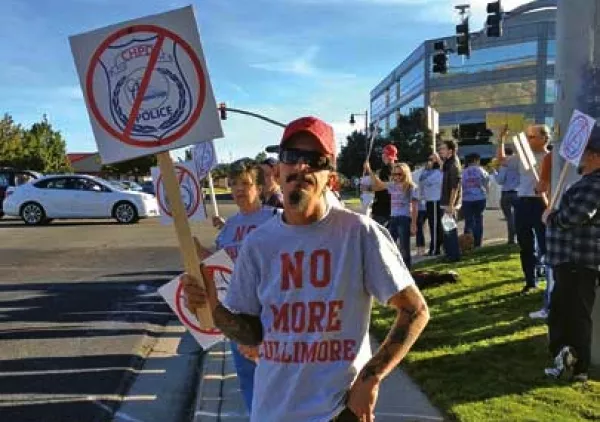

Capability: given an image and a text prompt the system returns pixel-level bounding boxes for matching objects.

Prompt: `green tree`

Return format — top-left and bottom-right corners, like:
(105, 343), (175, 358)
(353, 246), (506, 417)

(337, 131), (371, 178)
(0, 114), (25, 167)
(24, 115), (72, 173)
(102, 155), (157, 181)
(386, 108), (434, 168)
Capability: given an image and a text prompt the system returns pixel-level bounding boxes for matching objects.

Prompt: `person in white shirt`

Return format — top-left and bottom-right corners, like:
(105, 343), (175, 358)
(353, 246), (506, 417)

(181, 116), (429, 422)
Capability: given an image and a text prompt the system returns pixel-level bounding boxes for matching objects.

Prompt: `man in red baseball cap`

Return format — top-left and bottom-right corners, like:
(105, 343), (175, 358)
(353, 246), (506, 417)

(182, 116), (428, 422)
(371, 144), (398, 227)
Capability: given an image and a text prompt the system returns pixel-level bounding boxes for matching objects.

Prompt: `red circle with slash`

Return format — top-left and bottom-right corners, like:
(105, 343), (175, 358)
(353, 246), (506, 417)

(156, 164), (201, 218)
(85, 24), (206, 147)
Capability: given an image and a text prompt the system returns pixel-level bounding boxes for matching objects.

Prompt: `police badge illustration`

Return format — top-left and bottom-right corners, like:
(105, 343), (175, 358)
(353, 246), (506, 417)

(99, 34), (192, 142)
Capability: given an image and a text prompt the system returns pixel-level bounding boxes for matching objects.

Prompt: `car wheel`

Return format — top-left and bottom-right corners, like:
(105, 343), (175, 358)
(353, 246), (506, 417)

(113, 201), (139, 224)
(20, 202), (46, 226)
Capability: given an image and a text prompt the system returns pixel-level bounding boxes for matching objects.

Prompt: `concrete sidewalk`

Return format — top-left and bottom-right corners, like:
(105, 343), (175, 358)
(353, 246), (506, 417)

(192, 338), (444, 422)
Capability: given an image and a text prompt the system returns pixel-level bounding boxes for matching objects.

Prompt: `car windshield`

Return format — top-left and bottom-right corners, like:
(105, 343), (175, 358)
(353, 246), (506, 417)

(108, 180), (127, 190)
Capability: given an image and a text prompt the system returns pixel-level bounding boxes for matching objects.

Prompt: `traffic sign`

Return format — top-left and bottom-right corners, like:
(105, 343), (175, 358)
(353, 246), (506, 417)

(559, 110), (596, 166)
(151, 161), (206, 225)
(70, 6), (223, 164)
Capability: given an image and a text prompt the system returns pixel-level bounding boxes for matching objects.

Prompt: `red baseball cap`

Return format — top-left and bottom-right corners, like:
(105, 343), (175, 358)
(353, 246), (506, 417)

(280, 116), (335, 156)
(383, 144), (398, 160)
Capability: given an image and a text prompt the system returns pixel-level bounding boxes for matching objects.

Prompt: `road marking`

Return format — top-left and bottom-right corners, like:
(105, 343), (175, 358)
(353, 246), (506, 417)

(0, 367), (165, 376)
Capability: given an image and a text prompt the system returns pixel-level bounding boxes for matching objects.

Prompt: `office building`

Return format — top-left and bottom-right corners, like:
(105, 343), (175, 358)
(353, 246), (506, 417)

(370, 0), (557, 156)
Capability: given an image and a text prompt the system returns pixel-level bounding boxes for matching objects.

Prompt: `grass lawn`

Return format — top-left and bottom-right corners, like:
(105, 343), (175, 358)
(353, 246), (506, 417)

(371, 244), (600, 422)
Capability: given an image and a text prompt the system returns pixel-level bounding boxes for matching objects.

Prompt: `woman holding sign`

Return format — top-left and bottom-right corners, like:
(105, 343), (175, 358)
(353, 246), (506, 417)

(184, 159), (279, 411)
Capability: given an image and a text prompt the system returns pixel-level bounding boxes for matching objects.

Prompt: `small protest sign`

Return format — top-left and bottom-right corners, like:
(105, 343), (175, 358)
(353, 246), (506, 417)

(192, 140), (218, 180)
(151, 161), (206, 224)
(158, 249), (233, 349)
(559, 110), (596, 166)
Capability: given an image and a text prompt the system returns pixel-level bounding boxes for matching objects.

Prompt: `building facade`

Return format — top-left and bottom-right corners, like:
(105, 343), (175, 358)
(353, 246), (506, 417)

(370, 0), (557, 153)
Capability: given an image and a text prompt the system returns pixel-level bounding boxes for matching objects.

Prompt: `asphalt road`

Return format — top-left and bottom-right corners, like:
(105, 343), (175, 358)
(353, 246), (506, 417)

(0, 204), (237, 422)
(0, 202), (509, 422)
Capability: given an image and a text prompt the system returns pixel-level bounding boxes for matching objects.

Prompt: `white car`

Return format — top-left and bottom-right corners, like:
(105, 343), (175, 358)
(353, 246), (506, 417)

(3, 174), (159, 225)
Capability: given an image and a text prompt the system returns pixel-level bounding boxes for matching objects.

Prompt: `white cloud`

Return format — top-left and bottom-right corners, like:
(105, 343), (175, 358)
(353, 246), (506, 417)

(250, 45), (355, 79)
(55, 85), (85, 100)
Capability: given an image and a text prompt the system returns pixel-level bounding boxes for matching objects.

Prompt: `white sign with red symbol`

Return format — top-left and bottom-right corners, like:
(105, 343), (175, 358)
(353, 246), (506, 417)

(191, 140), (218, 180)
(559, 110), (596, 166)
(69, 6), (223, 164)
(151, 161), (206, 224)
(158, 249), (233, 349)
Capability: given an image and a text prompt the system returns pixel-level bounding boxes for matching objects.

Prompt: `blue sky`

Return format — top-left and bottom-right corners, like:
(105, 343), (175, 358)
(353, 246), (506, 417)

(0, 0), (529, 162)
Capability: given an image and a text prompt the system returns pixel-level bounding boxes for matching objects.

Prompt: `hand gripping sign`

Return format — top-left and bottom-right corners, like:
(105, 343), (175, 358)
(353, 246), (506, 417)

(158, 249), (233, 349)
(70, 6), (223, 164)
(70, 6), (224, 329)
(151, 161), (206, 224)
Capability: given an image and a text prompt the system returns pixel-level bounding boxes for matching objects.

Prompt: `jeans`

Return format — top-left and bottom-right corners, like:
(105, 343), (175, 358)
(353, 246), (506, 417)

(500, 190), (518, 243)
(462, 199), (486, 248)
(548, 263), (599, 374)
(416, 210), (427, 248)
(230, 342), (256, 411)
(515, 197), (547, 288)
(426, 201), (443, 255)
(389, 215), (412, 269)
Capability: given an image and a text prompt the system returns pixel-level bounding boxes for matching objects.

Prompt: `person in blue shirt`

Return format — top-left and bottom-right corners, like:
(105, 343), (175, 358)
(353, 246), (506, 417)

(461, 153), (489, 248)
(493, 147), (520, 244)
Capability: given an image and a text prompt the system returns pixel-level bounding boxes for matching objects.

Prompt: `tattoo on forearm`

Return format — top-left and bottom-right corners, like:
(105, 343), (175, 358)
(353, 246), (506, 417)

(360, 303), (427, 382)
(213, 303), (263, 346)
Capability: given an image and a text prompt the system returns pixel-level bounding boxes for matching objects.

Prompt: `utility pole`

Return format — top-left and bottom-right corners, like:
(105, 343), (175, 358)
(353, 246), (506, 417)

(552, 0), (600, 366)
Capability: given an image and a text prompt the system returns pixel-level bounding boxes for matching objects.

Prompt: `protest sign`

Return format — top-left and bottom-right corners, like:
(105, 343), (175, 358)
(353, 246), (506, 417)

(158, 249), (233, 349)
(151, 161), (206, 224)
(70, 6), (222, 164)
(70, 6), (223, 329)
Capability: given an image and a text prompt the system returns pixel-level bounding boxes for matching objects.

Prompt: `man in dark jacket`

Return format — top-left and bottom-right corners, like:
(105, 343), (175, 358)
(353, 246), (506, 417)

(370, 144), (397, 226)
(542, 126), (600, 383)
(434, 139), (462, 262)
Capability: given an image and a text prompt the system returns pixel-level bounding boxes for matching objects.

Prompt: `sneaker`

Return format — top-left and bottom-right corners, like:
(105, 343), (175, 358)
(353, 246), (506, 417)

(529, 309), (548, 319)
(572, 373), (589, 383)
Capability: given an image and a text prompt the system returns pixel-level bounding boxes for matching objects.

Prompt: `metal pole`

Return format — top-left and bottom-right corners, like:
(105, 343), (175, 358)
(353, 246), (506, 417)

(224, 107), (286, 128)
(553, 0), (600, 366)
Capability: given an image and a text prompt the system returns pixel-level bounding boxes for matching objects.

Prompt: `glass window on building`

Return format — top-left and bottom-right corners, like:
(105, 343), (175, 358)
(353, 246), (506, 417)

(399, 61), (425, 101)
(399, 94), (425, 116)
(388, 112), (398, 130)
(545, 79), (556, 104)
(547, 40), (556, 66)
(389, 82), (398, 105)
(430, 80), (537, 113)
(433, 41), (538, 77)
(371, 93), (386, 118)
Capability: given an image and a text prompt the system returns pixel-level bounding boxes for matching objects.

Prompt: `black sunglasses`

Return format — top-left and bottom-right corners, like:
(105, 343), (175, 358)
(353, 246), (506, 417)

(279, 148), (333, 170)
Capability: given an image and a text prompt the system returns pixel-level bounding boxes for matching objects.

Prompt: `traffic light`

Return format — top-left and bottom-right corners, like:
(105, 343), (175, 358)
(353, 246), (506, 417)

(456, 17), (470, 57)
(218, 102), (227, 120)
(432, 41), (448, 74)
(486, 1), (503, 37)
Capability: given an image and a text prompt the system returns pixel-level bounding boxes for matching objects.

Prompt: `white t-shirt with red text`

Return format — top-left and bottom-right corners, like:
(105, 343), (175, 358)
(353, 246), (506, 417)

(223, 207), (414, 422)
(386, 183), (416, 217)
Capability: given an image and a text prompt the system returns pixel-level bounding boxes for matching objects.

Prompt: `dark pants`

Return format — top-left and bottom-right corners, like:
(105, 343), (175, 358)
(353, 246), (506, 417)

(372, 214), (389, 228)
(389, 216), (412, 269)
(548, 263), (599, 374)
(500, 190), (518, 243)
(443, 227), (461, 262)
(416, 209), (427, 248)
(462, 199), (487, 247)
(426, 201), (443, 255)
(331, 408), (360, 422)
(515, 197), (547, 287)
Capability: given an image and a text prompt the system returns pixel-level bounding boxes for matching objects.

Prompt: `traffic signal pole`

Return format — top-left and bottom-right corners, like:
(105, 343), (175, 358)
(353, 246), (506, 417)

(552, 0), (600, 367)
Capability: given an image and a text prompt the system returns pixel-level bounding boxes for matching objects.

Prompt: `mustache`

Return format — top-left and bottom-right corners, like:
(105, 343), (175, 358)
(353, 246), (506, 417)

(286, 172), (315, 184)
